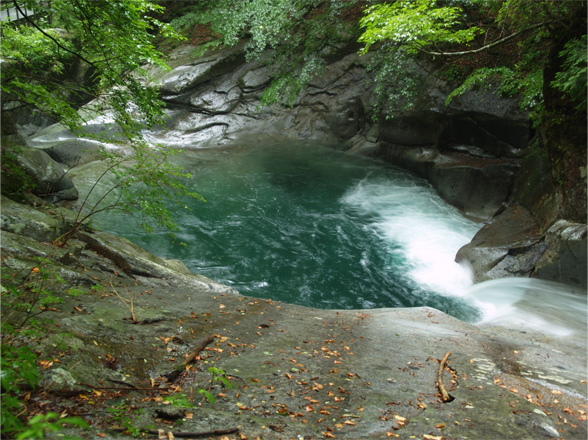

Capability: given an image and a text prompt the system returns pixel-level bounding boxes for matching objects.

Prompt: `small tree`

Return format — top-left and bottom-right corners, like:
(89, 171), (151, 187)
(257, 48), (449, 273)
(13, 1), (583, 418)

(1, 0), (202, 244)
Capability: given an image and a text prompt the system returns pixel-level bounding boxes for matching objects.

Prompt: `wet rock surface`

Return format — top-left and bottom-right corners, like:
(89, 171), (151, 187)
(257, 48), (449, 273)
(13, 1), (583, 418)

(533, 220), (588, 289)
(18, 42), (587, 286)
(4, 40), (586, 438)
(2, 144), (79, 202)
(21, 43), (585, 287)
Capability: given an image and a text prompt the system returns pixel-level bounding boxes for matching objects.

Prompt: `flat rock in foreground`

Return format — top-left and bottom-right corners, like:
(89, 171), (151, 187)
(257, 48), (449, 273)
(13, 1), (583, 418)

(40, 283), (587, 440)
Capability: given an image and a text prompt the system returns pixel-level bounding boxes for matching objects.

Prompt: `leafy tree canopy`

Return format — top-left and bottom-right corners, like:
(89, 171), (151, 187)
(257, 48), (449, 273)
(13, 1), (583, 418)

(1, 0), (179, 138)
(357, 0), (587, 118)
(1, 0), (202, 239)
(358, 0), (481, 55)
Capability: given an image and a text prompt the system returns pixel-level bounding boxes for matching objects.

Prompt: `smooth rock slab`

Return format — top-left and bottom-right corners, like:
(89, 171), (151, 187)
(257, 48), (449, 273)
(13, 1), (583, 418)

(38, 286), (586, 440)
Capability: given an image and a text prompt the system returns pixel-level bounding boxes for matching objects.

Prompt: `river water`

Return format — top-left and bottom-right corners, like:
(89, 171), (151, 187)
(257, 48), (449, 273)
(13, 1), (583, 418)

(95, 141), (586, 334)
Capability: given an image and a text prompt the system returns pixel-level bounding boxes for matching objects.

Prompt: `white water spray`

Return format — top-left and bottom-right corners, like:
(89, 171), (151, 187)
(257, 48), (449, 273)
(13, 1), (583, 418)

(343, 177), (587, 336)
(342, 177), (479, 297)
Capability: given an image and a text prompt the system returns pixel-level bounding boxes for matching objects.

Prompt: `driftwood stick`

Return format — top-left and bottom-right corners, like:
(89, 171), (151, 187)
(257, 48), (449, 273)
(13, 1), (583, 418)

(183, 335), (215, 366)
(110, 427), (239, 438)
(437, 351), (455, 403)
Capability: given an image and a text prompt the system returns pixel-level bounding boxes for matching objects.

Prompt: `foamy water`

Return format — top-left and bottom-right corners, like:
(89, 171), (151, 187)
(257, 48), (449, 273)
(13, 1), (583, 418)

(342, 177), (479, 297)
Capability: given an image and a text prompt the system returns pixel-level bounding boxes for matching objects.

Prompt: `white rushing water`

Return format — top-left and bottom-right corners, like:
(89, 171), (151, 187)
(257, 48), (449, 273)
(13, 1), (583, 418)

(342, 176), (480, 297)
(465, 278), (587, 336)
(343, 176), (587, 337)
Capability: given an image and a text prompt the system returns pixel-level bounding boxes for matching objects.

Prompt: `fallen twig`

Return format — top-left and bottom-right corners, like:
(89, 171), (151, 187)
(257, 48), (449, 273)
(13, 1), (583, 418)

(110, 426), (240, 438)
(437, 351), (455, 403)
(183, 335), (215, 366)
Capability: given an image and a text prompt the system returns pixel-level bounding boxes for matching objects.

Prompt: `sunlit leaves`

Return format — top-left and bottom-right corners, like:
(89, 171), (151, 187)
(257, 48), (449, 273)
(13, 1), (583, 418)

(1, 0), (181, 135)
(358, 0), (482, 55)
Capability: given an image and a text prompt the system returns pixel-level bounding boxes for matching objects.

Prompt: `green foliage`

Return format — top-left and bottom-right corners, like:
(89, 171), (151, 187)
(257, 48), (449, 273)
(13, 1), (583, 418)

(359, 0), (481, 55)
(195, 366), (233, 404)
(1, 261), (89, 439)
(163, 393), (195, 408)
(1, 0), (175, 134)
(208, 366), (233, 390)
(1, 341), (40, 435)
(2, 262), (66, 330)
(0, 145), (36, 198)
(445, 66), (543, 122)
(108, 402), (143, 437)
(358, 0), (586, 120)
(364, 48), (420, 119)
(1, 0), (204, 245)
(16, 412), (89, 440)
(552, 35), (587, 111)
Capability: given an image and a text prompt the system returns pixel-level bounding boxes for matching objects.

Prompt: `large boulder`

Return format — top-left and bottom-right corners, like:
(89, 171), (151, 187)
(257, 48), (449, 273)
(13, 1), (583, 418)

(456, 205), (545, 282)
(1, 145), (78, 203)
(0, 195), (71, 242)
(382, 144), (520, 220)
(75, 229), (240, 294)
(41, 138), (105, 167)
(377, 89), (530, 221)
